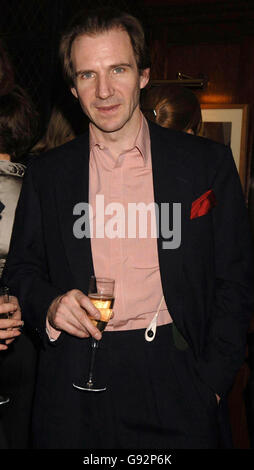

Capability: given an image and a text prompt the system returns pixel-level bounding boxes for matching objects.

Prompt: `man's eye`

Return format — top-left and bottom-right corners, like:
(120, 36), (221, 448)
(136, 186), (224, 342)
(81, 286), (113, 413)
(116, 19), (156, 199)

(80, 72), (94, 79)
(113, 67), (125, 74)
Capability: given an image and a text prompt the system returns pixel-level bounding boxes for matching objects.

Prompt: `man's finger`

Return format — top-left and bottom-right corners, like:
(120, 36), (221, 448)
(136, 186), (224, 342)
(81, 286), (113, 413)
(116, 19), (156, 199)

(64, 304), (102, 340)
(9, 295), (20, 306)
(0, 328), (22, 340)
(0, 303), (18, 314)
(0, 319), (24, 329)
(11, 310), (22, 321)
(74, 292), (101, 319)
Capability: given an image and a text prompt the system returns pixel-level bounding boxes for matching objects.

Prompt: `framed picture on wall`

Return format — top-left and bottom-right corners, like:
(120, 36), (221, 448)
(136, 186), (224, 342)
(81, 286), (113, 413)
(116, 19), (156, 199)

(200, 104), (249, 191)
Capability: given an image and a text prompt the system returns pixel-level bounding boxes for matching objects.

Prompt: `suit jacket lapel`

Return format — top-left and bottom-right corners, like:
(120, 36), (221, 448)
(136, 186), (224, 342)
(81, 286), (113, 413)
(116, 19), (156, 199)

(149, 121), (193, 334)
(55, 133), (94, 291)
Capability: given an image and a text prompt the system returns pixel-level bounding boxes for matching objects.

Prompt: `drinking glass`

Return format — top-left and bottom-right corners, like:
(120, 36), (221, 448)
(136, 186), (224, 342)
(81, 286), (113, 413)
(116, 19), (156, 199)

(73, 276), (115, 392)
(0, 286), (11, 405)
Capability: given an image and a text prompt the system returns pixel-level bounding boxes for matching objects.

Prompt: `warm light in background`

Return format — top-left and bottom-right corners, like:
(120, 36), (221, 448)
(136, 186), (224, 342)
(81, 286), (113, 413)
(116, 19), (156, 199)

(200, 94), (233, 104)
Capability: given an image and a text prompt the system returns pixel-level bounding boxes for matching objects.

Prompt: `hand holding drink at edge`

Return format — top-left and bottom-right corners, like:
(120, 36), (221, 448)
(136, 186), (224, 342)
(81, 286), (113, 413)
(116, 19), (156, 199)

(0, 286), (23, 351)
(0, 286), (23, 405)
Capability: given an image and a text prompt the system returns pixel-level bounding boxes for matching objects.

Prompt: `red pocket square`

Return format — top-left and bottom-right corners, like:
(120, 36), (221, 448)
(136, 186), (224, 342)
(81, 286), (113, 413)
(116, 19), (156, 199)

(190, 189), (217, 219)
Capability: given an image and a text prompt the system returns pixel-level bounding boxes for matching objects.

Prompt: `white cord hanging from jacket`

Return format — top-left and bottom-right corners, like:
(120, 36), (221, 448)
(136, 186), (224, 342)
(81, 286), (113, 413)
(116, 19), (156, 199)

(145, 295), (164, 342)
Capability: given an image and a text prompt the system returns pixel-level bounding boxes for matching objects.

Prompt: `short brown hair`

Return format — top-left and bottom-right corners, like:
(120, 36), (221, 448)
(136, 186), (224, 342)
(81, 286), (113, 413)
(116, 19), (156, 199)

(0, 85), (38, 160)
(59, 7), (150, 87)
(142, 85), (202, 135)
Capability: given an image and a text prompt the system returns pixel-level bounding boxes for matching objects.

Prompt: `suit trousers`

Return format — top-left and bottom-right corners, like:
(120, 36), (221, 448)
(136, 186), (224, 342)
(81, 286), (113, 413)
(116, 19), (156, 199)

(0, 419), (7, 449)
(34, 324), (220, 449)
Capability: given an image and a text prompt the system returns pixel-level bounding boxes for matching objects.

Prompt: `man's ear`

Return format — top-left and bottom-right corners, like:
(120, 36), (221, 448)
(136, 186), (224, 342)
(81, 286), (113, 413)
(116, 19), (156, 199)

(140, 68), (150, 90)
(71, 87), (78, 99)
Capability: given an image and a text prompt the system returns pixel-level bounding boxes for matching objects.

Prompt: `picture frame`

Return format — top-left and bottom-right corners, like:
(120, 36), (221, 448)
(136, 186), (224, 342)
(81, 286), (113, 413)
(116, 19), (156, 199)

(200, 104), (249, 191)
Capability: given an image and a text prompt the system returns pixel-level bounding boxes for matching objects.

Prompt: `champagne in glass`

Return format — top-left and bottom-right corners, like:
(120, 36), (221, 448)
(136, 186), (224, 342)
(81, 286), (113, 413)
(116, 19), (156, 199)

(0, 286), (11, 405)
(88, 293), (114, 332)
(73, 276), (115, 392)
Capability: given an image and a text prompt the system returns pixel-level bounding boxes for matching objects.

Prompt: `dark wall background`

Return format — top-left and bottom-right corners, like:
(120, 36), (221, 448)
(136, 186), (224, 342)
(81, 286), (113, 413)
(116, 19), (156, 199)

(1, 0), (254, 449)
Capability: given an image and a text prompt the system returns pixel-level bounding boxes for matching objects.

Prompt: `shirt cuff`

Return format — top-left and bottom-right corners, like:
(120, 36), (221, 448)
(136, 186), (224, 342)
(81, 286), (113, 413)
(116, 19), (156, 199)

(46, 326), (57, 342)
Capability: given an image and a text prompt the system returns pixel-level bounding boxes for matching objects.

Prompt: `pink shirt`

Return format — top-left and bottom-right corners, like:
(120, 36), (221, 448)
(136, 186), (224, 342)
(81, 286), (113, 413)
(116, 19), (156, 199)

(89, 114), (172, 331)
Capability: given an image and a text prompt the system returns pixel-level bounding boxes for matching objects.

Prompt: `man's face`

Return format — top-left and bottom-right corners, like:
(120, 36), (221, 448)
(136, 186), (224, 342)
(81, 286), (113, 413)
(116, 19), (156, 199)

(71, 28), (149, 135)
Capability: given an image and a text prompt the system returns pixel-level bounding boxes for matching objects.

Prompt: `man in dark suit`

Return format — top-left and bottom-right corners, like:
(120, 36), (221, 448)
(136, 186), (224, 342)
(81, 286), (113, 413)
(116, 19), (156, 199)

(3, 8), (253, 449)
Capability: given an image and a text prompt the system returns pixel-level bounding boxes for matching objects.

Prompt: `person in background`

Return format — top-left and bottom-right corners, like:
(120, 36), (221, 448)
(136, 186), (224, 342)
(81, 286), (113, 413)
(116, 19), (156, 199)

(0, 42), (23, 347)
(0, 40), (39, 448)
(141, 84), (202, 135)
(31, 104), (76, 154)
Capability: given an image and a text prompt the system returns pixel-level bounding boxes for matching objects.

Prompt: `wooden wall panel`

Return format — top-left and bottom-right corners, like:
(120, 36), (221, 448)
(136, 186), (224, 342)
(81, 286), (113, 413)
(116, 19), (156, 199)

(160, 43), (241, 103)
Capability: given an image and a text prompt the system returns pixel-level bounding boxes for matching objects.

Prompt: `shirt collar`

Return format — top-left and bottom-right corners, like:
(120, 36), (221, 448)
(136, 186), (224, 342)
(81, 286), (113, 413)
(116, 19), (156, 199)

(134, 113), (150, 166)
(89, 112), (150, 166)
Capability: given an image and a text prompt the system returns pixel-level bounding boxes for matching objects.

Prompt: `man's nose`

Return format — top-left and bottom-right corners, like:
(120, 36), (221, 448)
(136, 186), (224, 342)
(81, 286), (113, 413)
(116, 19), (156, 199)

(95, 75), (114, 99)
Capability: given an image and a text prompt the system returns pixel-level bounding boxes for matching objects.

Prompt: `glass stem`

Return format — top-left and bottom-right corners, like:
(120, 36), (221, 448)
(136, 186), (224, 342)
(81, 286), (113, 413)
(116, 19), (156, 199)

(87, 339), (99, 386)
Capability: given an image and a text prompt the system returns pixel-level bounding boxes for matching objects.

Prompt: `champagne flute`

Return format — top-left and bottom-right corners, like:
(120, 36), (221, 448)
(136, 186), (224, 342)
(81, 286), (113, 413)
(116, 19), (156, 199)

(73, 276), (115, 392)
(0, 286), (11, 405)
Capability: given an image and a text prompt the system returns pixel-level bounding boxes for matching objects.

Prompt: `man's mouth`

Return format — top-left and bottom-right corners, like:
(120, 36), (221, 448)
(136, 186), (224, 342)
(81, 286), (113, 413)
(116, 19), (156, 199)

(96, 104), (120, 113)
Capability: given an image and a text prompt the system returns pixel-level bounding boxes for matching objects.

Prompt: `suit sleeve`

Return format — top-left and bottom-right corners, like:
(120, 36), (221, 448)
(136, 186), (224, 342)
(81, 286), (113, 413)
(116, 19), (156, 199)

(197, 147), (254, 397)
(2, 164), (64, 340)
